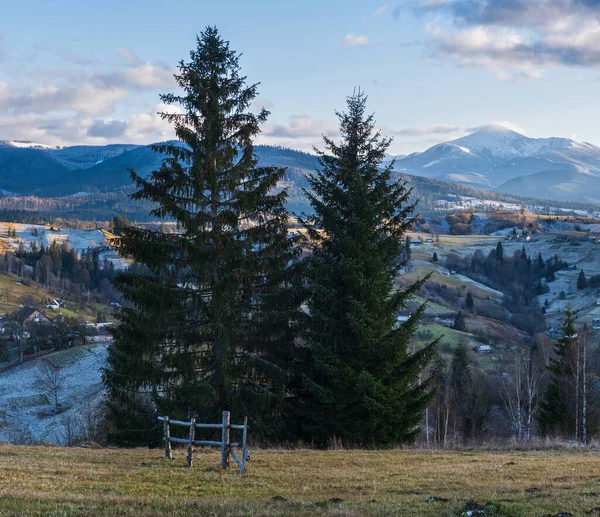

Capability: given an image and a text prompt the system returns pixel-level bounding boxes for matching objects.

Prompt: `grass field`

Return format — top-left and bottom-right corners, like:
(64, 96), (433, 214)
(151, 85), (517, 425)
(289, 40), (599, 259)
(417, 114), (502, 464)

(2, 446), (600, 516)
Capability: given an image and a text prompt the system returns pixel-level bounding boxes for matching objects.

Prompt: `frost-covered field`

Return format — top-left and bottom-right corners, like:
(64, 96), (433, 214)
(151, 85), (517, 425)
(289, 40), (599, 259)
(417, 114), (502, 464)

(0, 344), (108, 445)
(0, 223), (129, 269)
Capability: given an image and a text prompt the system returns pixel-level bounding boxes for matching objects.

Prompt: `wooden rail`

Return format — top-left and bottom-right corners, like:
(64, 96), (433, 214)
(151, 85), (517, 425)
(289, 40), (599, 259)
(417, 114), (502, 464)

(158, 411), (249, 473)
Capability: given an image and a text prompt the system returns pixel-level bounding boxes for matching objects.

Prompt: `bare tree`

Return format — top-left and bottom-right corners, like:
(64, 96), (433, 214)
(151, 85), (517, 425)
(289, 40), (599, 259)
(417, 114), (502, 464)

(501, 355), (542, 440)
(36, 360), (66, 414)
(11, 318), (26, 364)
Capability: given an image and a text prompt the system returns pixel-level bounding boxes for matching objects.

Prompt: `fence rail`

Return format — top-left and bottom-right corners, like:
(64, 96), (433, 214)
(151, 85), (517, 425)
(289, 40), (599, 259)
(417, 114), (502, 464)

(158, 411), (249, 473)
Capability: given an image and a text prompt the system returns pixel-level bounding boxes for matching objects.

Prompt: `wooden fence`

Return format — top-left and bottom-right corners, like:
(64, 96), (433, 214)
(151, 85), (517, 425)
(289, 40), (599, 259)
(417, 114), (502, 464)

(158, 411), (249, 473)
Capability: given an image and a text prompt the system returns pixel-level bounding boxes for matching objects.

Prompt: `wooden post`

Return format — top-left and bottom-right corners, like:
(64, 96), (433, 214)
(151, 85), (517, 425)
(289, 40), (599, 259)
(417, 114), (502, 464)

(221, 411), (230, 469)
(187, 418), (196, 468)
(163, 416), (172, 460)
(241, 416), (248, 474)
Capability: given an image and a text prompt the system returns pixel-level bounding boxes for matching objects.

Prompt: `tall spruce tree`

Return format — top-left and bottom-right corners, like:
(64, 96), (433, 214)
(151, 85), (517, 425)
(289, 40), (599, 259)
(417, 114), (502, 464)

(297, 91), (437, 446)
(538, 305), (577, 437)
(103, 27), (303, 445)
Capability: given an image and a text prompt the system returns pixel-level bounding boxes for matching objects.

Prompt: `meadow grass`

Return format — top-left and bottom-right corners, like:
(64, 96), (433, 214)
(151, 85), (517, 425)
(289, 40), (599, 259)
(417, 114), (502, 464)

(1, 445), (600, 515)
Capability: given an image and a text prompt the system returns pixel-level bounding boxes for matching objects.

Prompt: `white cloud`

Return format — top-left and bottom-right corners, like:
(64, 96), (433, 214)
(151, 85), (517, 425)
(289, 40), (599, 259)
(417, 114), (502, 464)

(119, 47), (142, 65)
(124, 103), (180, 143)
(344, 34), (369, 46)
(392, 123), (459, 136)
(375, 5), (388, 16)
(413, 0), (600, 79)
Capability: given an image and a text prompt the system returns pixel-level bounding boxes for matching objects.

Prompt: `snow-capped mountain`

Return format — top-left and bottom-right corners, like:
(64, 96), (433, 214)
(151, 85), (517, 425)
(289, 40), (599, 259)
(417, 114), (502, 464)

(1, 140), (60, 150)
(394, 125), (600, 197)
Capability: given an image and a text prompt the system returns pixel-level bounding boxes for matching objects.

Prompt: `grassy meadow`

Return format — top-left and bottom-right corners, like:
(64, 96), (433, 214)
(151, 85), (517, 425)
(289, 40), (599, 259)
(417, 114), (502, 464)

(1, 445), (600, 516)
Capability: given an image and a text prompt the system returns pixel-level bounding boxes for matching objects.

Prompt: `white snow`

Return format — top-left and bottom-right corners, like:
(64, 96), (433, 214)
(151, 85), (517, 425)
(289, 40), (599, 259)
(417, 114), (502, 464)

(7, 141), (58, 150)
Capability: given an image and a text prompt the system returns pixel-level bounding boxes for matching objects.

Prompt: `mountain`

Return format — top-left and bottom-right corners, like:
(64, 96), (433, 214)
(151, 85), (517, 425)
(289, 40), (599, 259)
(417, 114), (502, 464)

(2, 131), (600, 207)
(394, 125), (600, 199)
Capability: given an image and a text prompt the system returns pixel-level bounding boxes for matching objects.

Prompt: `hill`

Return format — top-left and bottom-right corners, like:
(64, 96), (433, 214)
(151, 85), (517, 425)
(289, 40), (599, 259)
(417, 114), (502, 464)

(0, 445), (599, 516)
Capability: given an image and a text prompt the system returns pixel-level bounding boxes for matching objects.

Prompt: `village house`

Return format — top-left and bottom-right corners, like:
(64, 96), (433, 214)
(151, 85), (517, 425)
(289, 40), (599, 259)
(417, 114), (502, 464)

(13, 307), (52, 327)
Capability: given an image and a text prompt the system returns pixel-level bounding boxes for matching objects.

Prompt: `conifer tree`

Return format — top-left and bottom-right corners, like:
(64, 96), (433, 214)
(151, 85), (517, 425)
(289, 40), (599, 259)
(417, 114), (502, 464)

(449, 343), (472, 442)
(453, 310), (466, 331)
(103, 27), (303, 445)
(577, 270), (587, 290)
(539, 305), (577, 437)
(297, 91), (437, 446)
(432, 251), (439, 262)
(496, 241), (504, 263)
(465, 292), (474, 311)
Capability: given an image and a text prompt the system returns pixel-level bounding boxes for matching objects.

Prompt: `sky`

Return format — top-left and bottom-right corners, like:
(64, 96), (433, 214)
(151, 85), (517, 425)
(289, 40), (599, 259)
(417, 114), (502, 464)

(2, 0), (600, 155)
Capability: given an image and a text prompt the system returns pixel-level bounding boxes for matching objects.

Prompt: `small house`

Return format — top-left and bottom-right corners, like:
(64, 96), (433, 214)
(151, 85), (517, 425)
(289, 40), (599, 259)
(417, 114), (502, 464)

(474, 345), (492, 354)
(13, 307), (51, 326)
(396, 312), (411, 324)
(46, 299), (61, 310)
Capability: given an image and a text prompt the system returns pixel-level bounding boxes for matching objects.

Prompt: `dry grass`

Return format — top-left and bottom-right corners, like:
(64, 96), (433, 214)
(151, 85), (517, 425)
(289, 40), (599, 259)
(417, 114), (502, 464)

(2, 445), (600, 515)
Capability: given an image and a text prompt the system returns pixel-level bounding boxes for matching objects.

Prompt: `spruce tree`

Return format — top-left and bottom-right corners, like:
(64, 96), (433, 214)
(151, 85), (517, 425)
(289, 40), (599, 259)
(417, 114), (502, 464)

(297, 91), (437, 447)
(449, 343), (472, 442)
(103, 27), (302, 445)
(465, 292), (474, 311)
(496, 241), (504, 263)
(539, 305), (577, 437)
(577, 270), (587, 290)
(432, 251), (439, 262)
(453, 310), (466, 331)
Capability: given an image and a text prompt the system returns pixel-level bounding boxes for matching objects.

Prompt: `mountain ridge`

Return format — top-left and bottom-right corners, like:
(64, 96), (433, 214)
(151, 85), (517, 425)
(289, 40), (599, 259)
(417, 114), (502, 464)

(2, 128), (600, 203)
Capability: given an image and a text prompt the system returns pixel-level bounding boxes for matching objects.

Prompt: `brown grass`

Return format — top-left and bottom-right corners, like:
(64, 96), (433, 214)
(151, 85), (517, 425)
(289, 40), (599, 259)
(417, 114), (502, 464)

(2, 445), (600, 515)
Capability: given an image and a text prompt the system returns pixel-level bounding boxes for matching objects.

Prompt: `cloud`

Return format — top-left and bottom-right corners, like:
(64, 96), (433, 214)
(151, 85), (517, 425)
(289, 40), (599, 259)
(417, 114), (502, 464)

(124, 103), (181, 143)
(344, 34), (369, 46)
(392, 123), (459, 136)
(0, 83), (127, 116)
(95, 63), (175, 90)
(375, 5), (389, 15)
(119, 47), (142, 65)
(466, 121), (528, 135)
(405, 0), (600, 78)
(263, 116), (340, 139)
(255, 115), (340, 152)
(87, 119), (128, 138)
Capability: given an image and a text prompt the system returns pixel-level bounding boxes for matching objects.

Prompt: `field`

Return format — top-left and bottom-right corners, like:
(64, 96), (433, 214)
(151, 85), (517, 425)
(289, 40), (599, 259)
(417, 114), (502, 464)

(2, 446), (600, 516)
(0, 344), (107, 444)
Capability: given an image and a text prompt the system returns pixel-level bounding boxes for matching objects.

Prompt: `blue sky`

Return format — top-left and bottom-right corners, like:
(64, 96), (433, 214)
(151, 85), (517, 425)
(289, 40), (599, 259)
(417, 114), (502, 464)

(1, 0), (600, 154)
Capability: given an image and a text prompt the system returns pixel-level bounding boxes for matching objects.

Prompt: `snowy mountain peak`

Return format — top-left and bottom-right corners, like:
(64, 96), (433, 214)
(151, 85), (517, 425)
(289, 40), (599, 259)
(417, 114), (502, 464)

(2, 140), (61, 150)
(394, 125), (600, 194)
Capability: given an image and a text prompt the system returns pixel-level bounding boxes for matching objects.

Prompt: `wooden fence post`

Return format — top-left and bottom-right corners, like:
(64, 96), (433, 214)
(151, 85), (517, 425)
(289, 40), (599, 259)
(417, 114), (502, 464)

(163, 416), (172, 460)
(221, 411), (230, 469)
(187, 418), (196, 468)
(241, 416), (248, 474)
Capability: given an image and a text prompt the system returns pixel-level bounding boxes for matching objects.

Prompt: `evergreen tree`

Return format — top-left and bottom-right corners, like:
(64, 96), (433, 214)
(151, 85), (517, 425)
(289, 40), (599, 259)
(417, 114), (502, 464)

(449, 344), (472, 442)
(103, 27), (303, 445)
(453, 310), (466, 331)
(539, 306), (577, 437)
(432, 251), (439, 262)
(496, 241), (504, 263)
(297, 91), (437, 446)
(465, 291), (474, 311)
(577, 270), (588, 290)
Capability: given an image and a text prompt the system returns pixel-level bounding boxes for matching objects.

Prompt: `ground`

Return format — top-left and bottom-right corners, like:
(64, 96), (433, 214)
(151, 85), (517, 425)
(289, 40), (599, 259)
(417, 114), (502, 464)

(2, 446), (600, 516)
